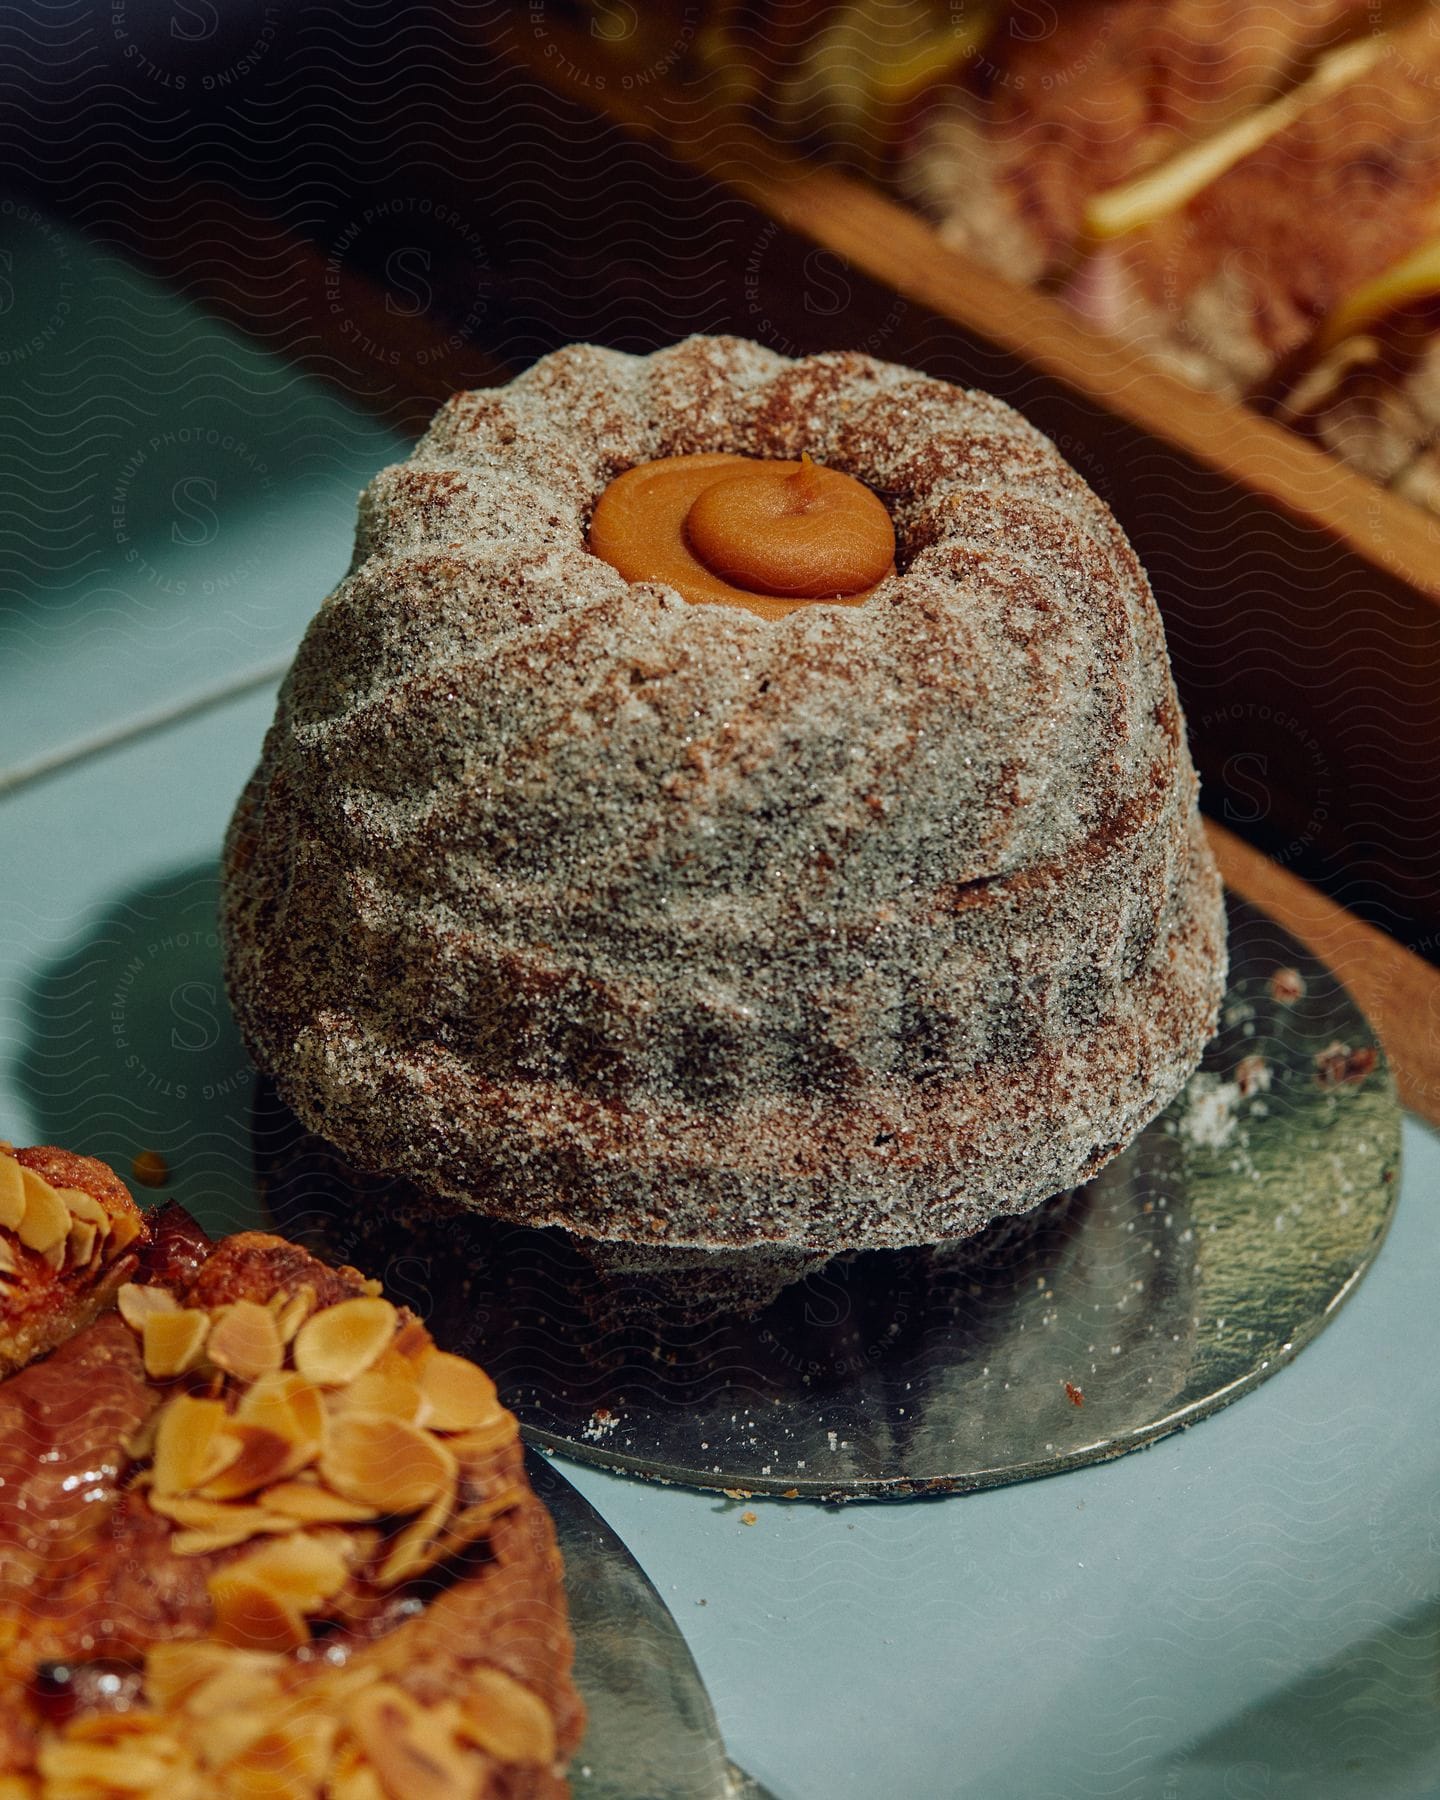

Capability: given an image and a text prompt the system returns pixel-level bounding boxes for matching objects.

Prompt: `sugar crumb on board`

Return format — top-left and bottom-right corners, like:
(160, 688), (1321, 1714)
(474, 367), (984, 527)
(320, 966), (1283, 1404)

(581, 1407), (620, 1443)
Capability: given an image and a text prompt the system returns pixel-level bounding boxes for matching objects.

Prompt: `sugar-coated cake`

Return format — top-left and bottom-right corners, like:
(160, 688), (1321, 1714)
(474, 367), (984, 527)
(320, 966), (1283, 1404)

(222, 335), (1226, 1264)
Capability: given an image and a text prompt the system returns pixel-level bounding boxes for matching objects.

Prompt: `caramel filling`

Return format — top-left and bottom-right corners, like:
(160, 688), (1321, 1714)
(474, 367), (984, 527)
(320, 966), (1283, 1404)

(587, 453), (896, 620)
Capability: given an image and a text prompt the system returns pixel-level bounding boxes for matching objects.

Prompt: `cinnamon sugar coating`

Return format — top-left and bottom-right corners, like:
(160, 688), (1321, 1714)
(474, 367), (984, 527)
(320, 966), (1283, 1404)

(222, 337), (1226, 1254)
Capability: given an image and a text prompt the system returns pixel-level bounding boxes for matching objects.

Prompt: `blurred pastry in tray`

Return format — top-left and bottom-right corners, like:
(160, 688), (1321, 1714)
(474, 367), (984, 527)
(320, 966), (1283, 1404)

(687, 3), (1440, 509)
(699, 0), (999, 175)
(691, 2), (1381, 276)
(1063, 14), (1440, 395)
(902, 0), (1377, 282)
(0, 1142), (583, 1799)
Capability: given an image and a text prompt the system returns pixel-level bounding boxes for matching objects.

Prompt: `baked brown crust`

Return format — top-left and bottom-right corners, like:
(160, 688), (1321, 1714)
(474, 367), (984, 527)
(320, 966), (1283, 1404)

(0, 1144), (148, 1378)
(221, 336), (1226, 1257)
(0, 1201), (582, 1797)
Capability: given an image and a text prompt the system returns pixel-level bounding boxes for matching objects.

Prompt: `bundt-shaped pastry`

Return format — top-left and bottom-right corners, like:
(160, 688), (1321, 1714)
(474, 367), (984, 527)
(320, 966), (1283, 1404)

(222, 336), (1226, 1259)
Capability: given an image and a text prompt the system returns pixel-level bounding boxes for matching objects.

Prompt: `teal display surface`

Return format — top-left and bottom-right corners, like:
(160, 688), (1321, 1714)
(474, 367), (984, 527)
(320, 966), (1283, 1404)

(0, 203), (405, 782)
(2, 213), (1437, 1800)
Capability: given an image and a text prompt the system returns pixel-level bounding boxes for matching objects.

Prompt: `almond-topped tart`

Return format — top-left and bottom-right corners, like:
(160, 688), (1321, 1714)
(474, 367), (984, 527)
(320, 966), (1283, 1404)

(222, 336), (1226, 1311)
(0, 1141), (147, 1376)
(0, 1145), (583, 1799)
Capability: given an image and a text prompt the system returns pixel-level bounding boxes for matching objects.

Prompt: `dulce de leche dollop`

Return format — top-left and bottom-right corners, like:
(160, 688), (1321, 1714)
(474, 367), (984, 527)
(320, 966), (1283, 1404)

(587, 453), (895, 620)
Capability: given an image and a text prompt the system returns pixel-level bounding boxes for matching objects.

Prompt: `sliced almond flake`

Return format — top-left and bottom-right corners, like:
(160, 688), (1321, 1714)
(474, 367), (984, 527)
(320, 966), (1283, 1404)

(172, 1523), (292, 1558)
(374, 1468), (458, 1590)
(0, 1238), (17, 1276)
(143, 1640), (284, 1712)
(325, 1742), (388, 1800)
(418, 1351), (503, 1433)
(108, 1206), (143, 1252)
(272, 1283), (317, 1344)
(0, 1154), (25, 1230)
(198, 1423), (299, 1501)
(142, 1308), (212, 1381)
(227, 1715), (338, 1791)
(36, 1740), (179, 1789)
(58, 1186), (111, 1232)
(345, 1685), (481, 1800)
(262, 1480), (379, 1525)
(66, 1216), (99, 1270)
(167, 1514), (298, 1556)
(429, 1485), (527, 1572)
(190, 1706), (277, 1773)
(207, 1299), (285, 1382)
(209, 1530), (354, 1626)
(327, 1746), (389, 1800)
(237, 1370), (327, 1455)
(206, 1574), (308, 1654)
(189, 1679), (293, 1755)
(455, 1666), (557, 1767)
(17, 1171), (70, 1257)
(121, 1406), (163, 1464)
(328, 1365), (425, 1426)
(321, 1415), (456, 1514)
(152, 1395), (234, 1495)
(447, 1410), (521, 1458)
(375, 1479), (523, 1593)
(150, 1494), (291, 1533)
(293, 1296), (398, 1388)
(196, 1662), (293, 1714)
(119, 1282), (181, 1330)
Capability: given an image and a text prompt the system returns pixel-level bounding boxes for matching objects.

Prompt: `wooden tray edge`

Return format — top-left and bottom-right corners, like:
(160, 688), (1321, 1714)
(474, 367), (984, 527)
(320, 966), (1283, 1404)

(1207, 821), (1440, 1126)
